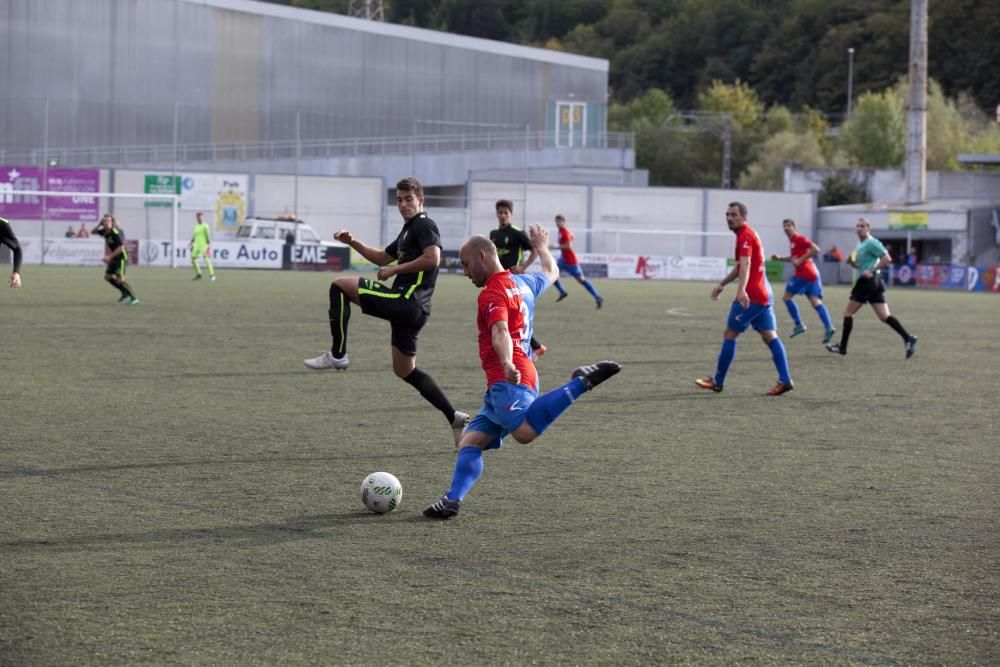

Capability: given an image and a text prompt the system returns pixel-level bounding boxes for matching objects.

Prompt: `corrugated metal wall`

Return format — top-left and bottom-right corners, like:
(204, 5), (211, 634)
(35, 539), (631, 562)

(0, 0), (608, 152)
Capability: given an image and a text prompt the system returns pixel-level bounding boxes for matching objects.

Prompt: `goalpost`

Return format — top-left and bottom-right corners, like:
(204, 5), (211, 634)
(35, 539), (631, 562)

(3, 189), (181, 268)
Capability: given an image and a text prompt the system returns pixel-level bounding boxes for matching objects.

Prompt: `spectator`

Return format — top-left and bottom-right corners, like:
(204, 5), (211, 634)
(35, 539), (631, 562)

(823, 245), (844, 262)
(65, 225), (75, 238)
(76, 223), (90, 238)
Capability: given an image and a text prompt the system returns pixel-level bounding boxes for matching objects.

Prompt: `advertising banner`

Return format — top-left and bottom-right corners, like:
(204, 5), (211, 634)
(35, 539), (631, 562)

(4, 237), (136, 266)
(287, 244), (351, 271)
(888, 211), (929, 230)
(143, 175), (180, 207)
(0, 166), (100, 221)
(142, 172), (248, 232)
(138, 239), (283, 269)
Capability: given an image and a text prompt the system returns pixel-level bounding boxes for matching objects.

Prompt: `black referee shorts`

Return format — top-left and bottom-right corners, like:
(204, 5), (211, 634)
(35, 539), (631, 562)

(356, 278), (428, 356)
(849, 275), (886, 304)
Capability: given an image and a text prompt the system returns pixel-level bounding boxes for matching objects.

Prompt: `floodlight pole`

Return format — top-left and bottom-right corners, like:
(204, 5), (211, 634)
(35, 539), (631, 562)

(847, 48), (855, 120)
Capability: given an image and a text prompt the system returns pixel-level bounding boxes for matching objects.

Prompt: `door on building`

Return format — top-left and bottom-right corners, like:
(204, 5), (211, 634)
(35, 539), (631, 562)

(555, 101), (587, 148)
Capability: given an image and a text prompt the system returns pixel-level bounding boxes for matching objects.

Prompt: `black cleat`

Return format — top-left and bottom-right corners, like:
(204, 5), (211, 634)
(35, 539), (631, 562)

(423, 494), (461, 520)
(571, 361), (622, 390)
(825, 343), (846, 355)
(905, 336), (917, 359)
(556, 292), (568, 302)
(595, 296), (603, 309)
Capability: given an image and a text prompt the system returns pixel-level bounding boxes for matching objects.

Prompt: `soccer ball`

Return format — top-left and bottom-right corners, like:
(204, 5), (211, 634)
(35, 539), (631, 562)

(360, 472), (402, 514)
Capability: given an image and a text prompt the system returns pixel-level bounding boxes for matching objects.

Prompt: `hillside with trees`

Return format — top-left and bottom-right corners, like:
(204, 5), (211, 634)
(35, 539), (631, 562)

(263, 0), (1000, 189)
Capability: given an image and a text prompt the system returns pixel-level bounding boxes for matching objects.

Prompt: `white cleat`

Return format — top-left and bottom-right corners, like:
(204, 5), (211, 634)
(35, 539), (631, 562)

(304, 351), (349, 371)
(451, 411), (471, 449)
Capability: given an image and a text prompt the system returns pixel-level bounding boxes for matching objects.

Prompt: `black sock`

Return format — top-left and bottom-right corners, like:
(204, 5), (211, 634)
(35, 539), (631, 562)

(120, 281), (135, 299)
(839, 316), (853, 352)
(402, 367), (456, 422)
(530, 336), (540, 351)
(328, 283), (351, 358)
(884, 315), (911, 341)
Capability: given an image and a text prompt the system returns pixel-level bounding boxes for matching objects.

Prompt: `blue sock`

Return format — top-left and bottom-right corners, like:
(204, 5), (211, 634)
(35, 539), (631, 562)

(581, 279), (601, 301)
(714, 338), (736, 386)
(554, 280), (567, 296)
(524, 377), (588, 437)
(785, 299), (802, 326)
(447, 446), (484, 501)
(815, 303), (833, 331)
(768, 337), (792, 384)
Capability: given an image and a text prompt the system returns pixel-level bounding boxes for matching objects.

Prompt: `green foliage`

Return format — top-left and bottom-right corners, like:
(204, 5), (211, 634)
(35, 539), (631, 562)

(696, 80), (764, 130)
(839, 88), (906, 168)
(818, 171), (869, 206)
(608, 88), (676, 132)
(737, 130), (826, 191)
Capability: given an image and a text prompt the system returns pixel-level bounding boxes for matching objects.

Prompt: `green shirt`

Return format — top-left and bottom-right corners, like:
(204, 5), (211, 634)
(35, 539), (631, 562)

(854, 236), (887, 273)
(192, 222), (212, 247)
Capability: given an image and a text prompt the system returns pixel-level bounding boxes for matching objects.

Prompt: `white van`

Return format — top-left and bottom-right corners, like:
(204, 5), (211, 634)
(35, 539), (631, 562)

(236, 217), (338, 246)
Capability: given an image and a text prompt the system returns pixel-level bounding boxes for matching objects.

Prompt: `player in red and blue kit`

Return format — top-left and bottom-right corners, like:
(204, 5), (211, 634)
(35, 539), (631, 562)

(552, 214), (603, 308)
(695, 202), (793, 396)
(423, 225), (622, 520)
(771, 218), (836, 343)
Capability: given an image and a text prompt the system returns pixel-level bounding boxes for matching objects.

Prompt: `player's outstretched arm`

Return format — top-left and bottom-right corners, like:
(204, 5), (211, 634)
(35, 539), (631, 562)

(336, 230), (392, 266)
(528, 225), (558, 284)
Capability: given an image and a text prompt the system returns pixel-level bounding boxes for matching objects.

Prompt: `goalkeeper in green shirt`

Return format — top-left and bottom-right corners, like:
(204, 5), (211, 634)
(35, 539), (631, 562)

(191, 212), (216, 281)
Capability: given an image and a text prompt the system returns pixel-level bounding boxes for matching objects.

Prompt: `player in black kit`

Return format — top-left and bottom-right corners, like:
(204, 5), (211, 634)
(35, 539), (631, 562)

(1, 216), (24, 288)
(303, 177), (469, 447)
(489, 199), (548, 361)
(92, 214), (139, 305)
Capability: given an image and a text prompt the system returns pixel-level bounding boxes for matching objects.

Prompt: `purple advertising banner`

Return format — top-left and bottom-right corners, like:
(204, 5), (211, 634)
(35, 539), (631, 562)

(0, 166), (100, 222)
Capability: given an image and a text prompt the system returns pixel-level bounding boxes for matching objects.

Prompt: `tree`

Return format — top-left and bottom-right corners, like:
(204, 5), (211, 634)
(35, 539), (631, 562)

(738, 130), (827, 191)
(839, 88), (906, 168)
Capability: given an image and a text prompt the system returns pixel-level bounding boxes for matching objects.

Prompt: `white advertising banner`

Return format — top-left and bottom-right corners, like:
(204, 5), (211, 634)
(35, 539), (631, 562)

(138, 239), (283, 269)
(14, 237), (106, 265)
(578, 253), (727, 281)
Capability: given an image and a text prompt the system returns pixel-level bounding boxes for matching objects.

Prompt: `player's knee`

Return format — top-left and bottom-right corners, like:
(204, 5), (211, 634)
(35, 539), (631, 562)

(510, 426), (536, 445)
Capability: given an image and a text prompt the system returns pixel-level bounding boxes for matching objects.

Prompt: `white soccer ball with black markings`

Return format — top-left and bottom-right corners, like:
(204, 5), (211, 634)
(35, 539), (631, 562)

(360, 472), (402, 514)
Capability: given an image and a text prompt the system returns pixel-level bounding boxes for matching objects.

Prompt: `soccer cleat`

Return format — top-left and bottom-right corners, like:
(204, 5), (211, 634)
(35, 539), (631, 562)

(118, 293), (130, 303)
(695, 377), (723, 393)
(571, 360), (622, 391)
(905, 336), (917, 359)
(823, 328), (837, 344)
(451, 411), (471, 449)
(825, 343), (846, 355)
(595, 296), (604, 309)
(192, 274), (202, 281)
(304, 351), (350, 370)
(423, 494), (461, 520)
(556, 292), (568, 302)
(127, 297), (140, 305)
(209, 275), (217, 282)
(767, 381), (794, 396)
(790, 323), (807, 337)
(531, 344), (547, 362)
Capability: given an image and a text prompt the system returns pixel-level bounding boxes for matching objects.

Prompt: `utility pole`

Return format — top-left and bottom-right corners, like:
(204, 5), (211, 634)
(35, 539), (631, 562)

(905, 0), (928, 204)
(348, 0), (384, 21)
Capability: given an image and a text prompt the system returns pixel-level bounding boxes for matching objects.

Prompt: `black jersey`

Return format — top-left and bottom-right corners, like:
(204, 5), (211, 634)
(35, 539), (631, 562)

(0, 216), (23, 273)
(383, 212), (442, 315)
(489, 225), (532, 271)
(95, 224), (128, 259)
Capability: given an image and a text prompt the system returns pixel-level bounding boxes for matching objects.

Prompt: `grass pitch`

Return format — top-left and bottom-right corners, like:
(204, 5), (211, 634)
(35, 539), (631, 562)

(1, 266), (997, 665)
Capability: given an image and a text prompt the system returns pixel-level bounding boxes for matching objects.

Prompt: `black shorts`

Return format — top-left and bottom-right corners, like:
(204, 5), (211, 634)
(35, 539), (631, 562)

(356, 278), (428, 356)
(106, 256), (127, 278)
(849, 275), (886, 304)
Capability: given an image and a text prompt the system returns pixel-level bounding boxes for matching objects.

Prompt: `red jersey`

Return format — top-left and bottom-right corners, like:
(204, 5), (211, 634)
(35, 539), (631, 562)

(476, 271), (537, 389)
(734, 224), (771, 306)
(789, 233), (819, 281)
(558, 226), (578, 265)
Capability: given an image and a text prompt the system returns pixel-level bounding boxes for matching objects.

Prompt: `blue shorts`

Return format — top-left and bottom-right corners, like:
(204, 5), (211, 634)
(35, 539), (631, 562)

(785, 275), (823, 298)
(557, 257), (583, 279)
(726, 301), (777, 333)
(467, 382), (538, 450)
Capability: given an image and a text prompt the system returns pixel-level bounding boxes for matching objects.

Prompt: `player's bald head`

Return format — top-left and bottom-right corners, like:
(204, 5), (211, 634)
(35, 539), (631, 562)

(462, 234), (497, 258)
